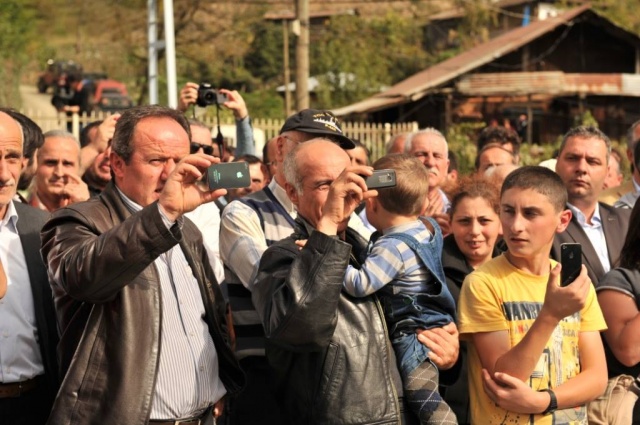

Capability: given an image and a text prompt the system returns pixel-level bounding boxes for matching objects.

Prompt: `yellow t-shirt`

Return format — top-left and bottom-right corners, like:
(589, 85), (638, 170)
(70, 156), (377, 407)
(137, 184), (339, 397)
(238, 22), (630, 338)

(458, 255), (606, 425)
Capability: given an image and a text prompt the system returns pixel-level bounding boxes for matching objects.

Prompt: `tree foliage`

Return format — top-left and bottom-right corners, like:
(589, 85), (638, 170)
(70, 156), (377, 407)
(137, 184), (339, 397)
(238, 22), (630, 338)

(310, 13), (430, 109)
(0, 0), (37, 105)
(5, 0), (640, 117)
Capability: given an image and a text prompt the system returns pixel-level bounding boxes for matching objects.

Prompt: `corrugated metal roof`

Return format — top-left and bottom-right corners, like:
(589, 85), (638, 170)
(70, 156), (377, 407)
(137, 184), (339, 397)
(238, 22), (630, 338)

(333, 4), (594, 117)
(455, 72), (640, 96)
(429, 0), (541, 21)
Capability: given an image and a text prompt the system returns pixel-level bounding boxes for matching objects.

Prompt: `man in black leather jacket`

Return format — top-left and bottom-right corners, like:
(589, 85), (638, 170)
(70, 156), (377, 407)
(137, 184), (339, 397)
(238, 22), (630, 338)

(41, 105), (244, 425)
(252, 139), (460, 424)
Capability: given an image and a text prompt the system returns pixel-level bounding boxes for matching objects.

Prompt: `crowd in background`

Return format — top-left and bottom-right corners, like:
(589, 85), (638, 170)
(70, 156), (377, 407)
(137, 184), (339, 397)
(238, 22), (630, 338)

(1, 82), (640, 425)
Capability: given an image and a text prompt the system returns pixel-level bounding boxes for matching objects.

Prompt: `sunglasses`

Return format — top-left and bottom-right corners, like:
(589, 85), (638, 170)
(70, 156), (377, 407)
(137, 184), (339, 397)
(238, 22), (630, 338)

(190, 142), (215, 156)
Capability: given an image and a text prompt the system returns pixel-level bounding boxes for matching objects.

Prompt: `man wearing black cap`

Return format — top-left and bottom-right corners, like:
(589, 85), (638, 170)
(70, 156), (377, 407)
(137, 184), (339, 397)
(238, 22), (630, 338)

(219, 109), (369, 424)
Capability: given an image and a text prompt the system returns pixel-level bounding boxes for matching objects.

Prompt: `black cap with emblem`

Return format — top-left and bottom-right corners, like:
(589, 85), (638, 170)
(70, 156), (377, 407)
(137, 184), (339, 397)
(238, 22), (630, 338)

(280, 109), (355, 149)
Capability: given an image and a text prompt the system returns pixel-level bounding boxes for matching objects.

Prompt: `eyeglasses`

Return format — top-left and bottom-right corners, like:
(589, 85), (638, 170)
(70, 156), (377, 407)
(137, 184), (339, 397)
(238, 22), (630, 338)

(190, 142), (215, 156)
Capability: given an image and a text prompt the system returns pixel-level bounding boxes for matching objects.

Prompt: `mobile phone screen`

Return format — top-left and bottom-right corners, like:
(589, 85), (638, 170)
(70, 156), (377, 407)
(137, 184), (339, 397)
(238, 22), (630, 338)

(206, 161), (251, 190)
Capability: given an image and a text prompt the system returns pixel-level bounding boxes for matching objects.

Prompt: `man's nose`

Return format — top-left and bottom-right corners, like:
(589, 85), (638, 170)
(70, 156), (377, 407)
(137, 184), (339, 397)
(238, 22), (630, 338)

(161, 158), (177, 180)
(0, 158), (11, 182)
(424, 154), (436, 167)
(54, 161), (64, 176)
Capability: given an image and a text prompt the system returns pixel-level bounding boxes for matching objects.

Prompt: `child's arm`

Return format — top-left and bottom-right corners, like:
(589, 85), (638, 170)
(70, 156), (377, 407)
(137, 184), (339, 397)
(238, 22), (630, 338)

(342, 239), (403, 297)
(481, 330), (607, 413)
(473, 264), (591, 381)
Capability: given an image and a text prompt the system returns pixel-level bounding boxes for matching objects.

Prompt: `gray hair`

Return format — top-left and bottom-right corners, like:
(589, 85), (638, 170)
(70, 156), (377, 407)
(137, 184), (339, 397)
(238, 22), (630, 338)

(385, 132), (409, 154)
(627, 119), (640, 150)
(404, 127), (448, 155)
(558, 126), (611, 164)
(43, 129), (80, 147)
(283, 143), (305, 194)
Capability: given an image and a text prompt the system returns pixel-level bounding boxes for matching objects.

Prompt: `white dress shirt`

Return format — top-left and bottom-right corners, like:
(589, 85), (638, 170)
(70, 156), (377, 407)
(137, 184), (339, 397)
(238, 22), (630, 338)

(118, 190), (226, 419)
(185, 202), (225, 284)
(567, 203), (611, 274)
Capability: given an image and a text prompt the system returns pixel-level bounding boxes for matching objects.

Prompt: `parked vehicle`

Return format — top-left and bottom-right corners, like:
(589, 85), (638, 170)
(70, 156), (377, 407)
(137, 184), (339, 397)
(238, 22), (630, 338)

(37, 59), (83, 94)
(91, 79), (134, 112)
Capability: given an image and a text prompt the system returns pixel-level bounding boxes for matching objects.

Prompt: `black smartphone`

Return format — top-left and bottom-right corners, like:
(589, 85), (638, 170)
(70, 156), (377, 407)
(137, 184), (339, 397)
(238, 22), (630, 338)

(205, 161), (251, 191)
(560, 243), (582, 287)
(365, 169), (396, 189)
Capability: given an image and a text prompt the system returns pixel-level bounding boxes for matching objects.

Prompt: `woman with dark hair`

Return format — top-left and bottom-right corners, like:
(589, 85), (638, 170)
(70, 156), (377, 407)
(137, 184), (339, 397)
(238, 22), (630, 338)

(442, 177), (503, 300)
(440, 177), (504, 424)
(593, 200), (640, 424)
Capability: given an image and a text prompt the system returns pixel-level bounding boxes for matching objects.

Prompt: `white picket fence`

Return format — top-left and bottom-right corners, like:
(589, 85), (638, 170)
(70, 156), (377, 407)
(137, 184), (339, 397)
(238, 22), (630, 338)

(21, 109), (418, 161)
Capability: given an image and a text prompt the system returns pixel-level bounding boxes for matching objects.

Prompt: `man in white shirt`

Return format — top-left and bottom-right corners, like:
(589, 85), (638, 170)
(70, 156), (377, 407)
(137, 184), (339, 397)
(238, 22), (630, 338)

(0, 111), (59, 424)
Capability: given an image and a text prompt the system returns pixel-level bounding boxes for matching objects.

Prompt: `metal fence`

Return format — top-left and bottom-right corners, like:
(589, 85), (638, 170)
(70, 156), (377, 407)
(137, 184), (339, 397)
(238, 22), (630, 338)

(22, 109), (418, 161)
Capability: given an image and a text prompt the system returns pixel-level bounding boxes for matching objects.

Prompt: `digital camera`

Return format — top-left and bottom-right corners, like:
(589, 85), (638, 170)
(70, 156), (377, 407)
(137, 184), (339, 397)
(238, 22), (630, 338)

(196, 83), (228, 107)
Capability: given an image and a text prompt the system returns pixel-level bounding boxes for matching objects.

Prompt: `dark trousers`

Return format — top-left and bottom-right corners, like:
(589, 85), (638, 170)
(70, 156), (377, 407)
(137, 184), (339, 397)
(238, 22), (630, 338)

(0, 380), (51, 425)
(226, 356), (283, 425)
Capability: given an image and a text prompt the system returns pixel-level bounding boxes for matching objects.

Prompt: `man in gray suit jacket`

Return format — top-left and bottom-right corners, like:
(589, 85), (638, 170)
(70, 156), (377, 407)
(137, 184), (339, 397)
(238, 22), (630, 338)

(552, 126), (631, 285)
(0, 111), (59, 424)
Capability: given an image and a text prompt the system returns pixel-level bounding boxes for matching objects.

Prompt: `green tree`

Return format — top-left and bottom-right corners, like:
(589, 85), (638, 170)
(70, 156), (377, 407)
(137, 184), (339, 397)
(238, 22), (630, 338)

(310, 13), (430, 109)
(0, 0), (37, 106)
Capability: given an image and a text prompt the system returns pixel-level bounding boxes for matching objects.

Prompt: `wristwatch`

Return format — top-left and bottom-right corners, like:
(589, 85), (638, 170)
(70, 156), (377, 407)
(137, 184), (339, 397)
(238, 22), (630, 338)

(540, 388), (558, 415)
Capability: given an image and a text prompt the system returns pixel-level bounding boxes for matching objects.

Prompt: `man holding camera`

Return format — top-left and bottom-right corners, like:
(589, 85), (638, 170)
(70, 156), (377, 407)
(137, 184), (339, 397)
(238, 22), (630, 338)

(41, 105), (244, 425)
(178, 82), (255, 159)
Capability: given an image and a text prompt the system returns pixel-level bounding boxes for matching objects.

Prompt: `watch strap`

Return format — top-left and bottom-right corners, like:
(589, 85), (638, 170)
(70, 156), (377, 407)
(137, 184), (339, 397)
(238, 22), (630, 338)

(540, 388), (558, 415)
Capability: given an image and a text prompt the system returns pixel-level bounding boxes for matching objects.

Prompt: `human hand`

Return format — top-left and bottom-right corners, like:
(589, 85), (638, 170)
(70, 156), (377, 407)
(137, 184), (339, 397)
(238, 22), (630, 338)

(482, 369), (548, 414)
(317, 165), (377, 235)
(295, 239), (308, 250)
(417, 322), (459, 370)
(158, 153), (227, 221)
(60, 173), (90, 206)
(425, 189), (444, 216)
(95, 113), (120, 150)
(178, 82), (199, 112)
(219, 89), (248, 120)
(429, 213), (451, 236)
(213, 397), (225, 418)
(541, 263), (590, 322)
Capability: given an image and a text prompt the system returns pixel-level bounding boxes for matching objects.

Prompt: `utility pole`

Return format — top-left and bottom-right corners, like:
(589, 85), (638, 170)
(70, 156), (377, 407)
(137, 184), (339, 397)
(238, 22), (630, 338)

(148, 0), (160, 105)
(283, 19), (292, 117)
(163, 0), (178, 108)
(147, 0), (178, 107)
(295, 0), (309, 111)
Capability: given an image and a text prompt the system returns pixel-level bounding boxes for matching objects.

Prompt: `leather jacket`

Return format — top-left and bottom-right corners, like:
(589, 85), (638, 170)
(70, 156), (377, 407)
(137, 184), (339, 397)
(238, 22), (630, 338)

(41, 182), (244, 425)
(252, 218), (402, 424)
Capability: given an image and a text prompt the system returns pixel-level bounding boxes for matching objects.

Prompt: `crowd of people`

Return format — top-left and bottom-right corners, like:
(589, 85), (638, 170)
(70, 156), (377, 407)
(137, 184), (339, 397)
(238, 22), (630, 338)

(1, 82), (640, 425)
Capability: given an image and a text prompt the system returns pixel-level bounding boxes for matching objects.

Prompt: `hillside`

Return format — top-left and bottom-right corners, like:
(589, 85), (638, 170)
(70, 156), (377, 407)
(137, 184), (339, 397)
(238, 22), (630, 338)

(3, 0), (640, 116)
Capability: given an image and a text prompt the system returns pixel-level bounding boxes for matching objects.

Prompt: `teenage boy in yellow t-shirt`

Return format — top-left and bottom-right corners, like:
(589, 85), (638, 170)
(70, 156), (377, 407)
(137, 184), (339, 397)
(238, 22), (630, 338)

(458, 166), (607, 425)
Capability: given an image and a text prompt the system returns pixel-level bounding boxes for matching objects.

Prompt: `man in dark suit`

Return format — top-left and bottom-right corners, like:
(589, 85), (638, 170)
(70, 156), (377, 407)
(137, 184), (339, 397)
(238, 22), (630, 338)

(0, 111), (59, 424)
(552, 126), (631, 285)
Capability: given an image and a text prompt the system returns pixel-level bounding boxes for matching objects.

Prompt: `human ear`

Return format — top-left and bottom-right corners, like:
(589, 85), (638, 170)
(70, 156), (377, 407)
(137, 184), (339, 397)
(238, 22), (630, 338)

(556, 208), (572, 233)
(285, 182), (299, 206)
